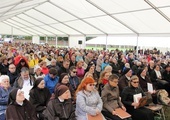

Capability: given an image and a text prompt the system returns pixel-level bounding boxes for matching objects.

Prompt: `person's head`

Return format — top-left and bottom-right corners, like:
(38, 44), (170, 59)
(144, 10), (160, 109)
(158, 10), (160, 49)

(34, 65), (42, 75)
(71, 55), (76, 61)
(98, 54), (103, 60)
(123, 68), (132, 77)
(69, 66), (77, 77)
(129, 75), (139, 88)
(76, 77), (95, 93)
(8, 88), (25, 105)
(20, 67), (30, 80)
(149, 60), (155, 68)
(0, 75), (10, 89)
(138, 68), (147, 77)
(108, 74), (119, 87)
(76, 61), (83, 68)
(154, 64), (160, 71)
(0, 56), (8, 65)
(104, 65), (112, 73)
(84, 72), (93, 78)
(63, 60), (70, 69)
(86, 63), (95, 74)
(41, 61), (47, 68)
(57, 56), (63, 63)
(51, 59), (56, 66)
(100, 71), (111, 81)
(19, 59), (26, 66)
(55, 85), (70, 100)
(124, 63), (130, 68)
(32, 77), (45, 89)
(49, 68), (57, 79)
(8, 63), (16, 73)
(104, 59), (109, 63)
(59, 73), (69, 84)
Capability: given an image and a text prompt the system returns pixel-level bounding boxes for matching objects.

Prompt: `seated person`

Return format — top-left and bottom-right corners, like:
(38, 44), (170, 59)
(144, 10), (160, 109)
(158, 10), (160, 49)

(75, 77), (105, 120)
(29, 77), (51, 120)
(43, 85), (76, 120)
(101, 74), (127, 120)
(121, 75), (154, 120)
(0, 75), (13, 120)
(6, 88), (38, 120)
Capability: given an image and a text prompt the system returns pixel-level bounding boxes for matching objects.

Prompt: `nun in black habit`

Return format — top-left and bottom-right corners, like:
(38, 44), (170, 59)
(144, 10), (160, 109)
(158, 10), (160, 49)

(29, 77), (51, 120)
(6, 88), (38, 120)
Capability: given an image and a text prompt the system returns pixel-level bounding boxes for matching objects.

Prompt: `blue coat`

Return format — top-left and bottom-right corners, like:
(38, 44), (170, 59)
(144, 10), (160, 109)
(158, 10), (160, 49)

(0, 87), (13, 115)
(44, 74), (59, 94)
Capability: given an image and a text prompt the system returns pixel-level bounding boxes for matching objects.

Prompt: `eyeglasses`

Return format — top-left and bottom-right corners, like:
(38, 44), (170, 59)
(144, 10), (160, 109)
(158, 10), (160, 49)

(132, 81), (139, 84)
(89, 84), (95, 86)
(72, 71), (77, 73)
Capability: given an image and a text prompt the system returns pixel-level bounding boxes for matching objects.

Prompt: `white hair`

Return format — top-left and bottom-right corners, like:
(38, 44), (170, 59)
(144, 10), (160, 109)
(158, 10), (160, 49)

(0, 75), (9, 83)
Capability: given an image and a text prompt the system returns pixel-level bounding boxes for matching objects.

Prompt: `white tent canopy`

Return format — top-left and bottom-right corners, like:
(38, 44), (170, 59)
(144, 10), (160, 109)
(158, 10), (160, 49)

(85, 36), (170, 48)
(0, 0), (170, 36)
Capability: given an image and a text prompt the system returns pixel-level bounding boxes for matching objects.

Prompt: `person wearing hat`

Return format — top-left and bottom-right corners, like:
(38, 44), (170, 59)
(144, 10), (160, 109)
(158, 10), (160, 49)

(118, 68), (132, 94)
(137, 67), (153, 92)
(75, 77), (105, 120)
(29, 77), (51, 120)
(6, 88), (38, 120)
(121, 75), (154, 120)
(55, 73), (75, 101)
(43, 85), (76, 120)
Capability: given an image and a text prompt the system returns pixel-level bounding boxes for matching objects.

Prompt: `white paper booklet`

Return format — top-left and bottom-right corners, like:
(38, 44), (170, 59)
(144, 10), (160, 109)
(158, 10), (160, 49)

(147, 83), (153, 93)
(133, 93), (142, 109)
(21, 86), (32, 100)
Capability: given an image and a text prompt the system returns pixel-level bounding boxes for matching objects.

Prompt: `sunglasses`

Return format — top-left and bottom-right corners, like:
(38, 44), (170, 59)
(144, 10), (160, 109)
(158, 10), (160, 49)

(89, 84), (95, 86)
(132, 81), (139, 84)
(73, 71), (77, 73)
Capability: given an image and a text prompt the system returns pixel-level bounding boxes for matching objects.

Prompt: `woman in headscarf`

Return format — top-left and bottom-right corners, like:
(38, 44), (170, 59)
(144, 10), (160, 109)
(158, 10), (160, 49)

(29, 77), (51, 120)
(75, 77), (105, 120)
(6, 88), (38, 120)
(121, 75), (154, 120)
(43, 85), (76, 120)
(55, 73), (75, 100)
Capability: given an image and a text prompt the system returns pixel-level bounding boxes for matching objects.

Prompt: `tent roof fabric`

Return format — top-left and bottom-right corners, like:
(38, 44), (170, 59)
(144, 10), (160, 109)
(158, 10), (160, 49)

(0, 0), (170, 36)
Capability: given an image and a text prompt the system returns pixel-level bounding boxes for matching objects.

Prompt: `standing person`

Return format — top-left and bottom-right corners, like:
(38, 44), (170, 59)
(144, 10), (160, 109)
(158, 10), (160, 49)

(29, 77), (51, 120)
(0, 75), (13, 120)
(101, 74), (127, 120)
(6, 88), (38, 120)
(75, 77), (105, 120)
(43, 85), (76, 120)
(121, 75), (154, 120)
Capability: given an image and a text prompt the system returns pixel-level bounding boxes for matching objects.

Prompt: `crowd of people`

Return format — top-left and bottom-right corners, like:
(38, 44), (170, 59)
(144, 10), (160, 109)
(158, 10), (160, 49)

(0, 42), (170, 120)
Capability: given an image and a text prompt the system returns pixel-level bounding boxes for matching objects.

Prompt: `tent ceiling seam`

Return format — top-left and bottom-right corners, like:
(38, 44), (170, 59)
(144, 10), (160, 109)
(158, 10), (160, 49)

(86, 0), (139, 35)
(15, 16), (57, 36)
(3, 21), (38, 36)
(49, 1), (107, 35)
(23, 13), (69, 36)
(34, 8), (85, 36)
(8, 18), (47, 36)
(144, 0), (170, 23)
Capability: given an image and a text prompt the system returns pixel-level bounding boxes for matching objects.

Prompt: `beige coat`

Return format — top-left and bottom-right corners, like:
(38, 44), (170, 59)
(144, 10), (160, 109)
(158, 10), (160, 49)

(101, 83), (123, 113)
